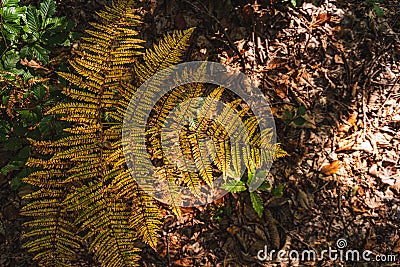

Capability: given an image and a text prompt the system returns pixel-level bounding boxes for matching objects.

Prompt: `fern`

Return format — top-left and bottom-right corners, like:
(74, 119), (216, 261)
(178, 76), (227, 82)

(22, 0), (286, 265)
(22, 0), (192, 266)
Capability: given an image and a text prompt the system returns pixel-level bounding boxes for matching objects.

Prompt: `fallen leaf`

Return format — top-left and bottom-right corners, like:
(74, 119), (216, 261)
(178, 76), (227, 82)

(173, 259), (193, 267)
(227, 225), (240, 235)
(316, 11), (331, 25)
(297, 189), (311, 210)
(393, 239), (400, 253)
(359, 140), (373, 153)
(334, 54), (344, 64)
(321, 160), (341, 175)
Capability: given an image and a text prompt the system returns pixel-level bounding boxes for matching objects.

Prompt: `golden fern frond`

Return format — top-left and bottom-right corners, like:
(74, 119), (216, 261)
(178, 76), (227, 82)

(188, 133), (214, 186)
(62, 125), (101, 135)
(112, 169), (135, 198)
(25, 157), (71, 169)
(274, 143), (289, 159)
(174, 133), (201, 194)
(21, 191), (81, 266)
(153, 165), (183, 217)
(46, 103), (99, 117)
(195, 86), (225, 134)
(133, 28), (194, 85)
(63, 87), (99, 103)
(22, 170), (65, 188)
(213, 138), (230, 176)
(230, 141), (242, 179)
(64, 181), (140, 267)
(50, 134), (98, 147)
(130, 189), (162, 249)
(22, 1), (149, 266)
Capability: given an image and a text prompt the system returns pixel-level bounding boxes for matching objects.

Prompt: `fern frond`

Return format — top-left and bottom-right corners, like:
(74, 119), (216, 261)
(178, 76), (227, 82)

(130, 189), (161, 249)
(21, 194), (81, 266)
(64, 182), (140, 267)
(22, 0), (199, 264)
(133, 28), (194, 85)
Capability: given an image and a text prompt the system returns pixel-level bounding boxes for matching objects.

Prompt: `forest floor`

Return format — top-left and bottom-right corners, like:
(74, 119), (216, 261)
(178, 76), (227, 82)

(1, 0), (399, 266)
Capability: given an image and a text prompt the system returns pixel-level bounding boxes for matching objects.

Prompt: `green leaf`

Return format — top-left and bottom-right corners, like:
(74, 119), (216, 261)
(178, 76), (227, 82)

(2, 23), (21, 43)
(32, 44), (49, 63)
(2, 95), (10, 106)
(25, 6), (41, 36)
(221, 180), (246, 193)
(16, 109), (32, 120)
(257, 181), (271, 191)
(297, 106), (306, 116)
(15, 168), (30, 179)
(0, 134), (6, 142)
(32, 84), (47, 101)
(0, 122), (8, 140)
(16, 109), (39, 125)
(10, 176), (24, 189)
(2, 51), (20, 70)
(42, 29), (69, 45)
(1, 163), (20, 175)
(13, 123), (27, 137)
(16, 146), (30, 160)
(39, 0), (56, 21)
(3, 137), (23, 151)
(38, 115), (51, 135)
(284, 109), (293, 120)
(250, 192), (264, 217)
(247, 159), (256, 184)
(70, 31), (81, 40)
(373, 4), (384, 17)
(271, 184), (285, 197)
(3, 7), (20, 22)
(0, 121), (11, 132)
(293, 117), (306, 126)
(44, 16), (64, 30)
(2, 0), (20, 7)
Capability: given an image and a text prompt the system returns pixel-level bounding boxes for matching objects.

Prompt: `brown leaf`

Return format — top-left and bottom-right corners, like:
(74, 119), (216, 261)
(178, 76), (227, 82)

(227, 225), (240, 235)
(393, 239), (400, 253)
(20, 58), (49, 72)
(173, 259), (193, 267)
(347, 112), (358, 127)
(321, 160), (341, 175)
(334, 54), (344, 64)
(316, 11), (331, 25)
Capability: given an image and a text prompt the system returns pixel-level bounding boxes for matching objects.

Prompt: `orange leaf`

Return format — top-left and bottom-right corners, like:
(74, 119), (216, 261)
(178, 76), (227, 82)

(321, 160), (341, 175)
(316, 11), (331, 25)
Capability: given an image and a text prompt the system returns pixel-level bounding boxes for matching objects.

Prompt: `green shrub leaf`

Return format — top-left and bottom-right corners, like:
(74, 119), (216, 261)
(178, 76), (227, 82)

(25, 6), (41, 36)
(250, 192), (264, 217)
(272, 184), (285, 197)
(297, 106), (306, 116)
(293, 117), (306, 126)
(3, 137), (23, 151)
(39, 0), (56, 21)
(221, 180), (246, 193)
